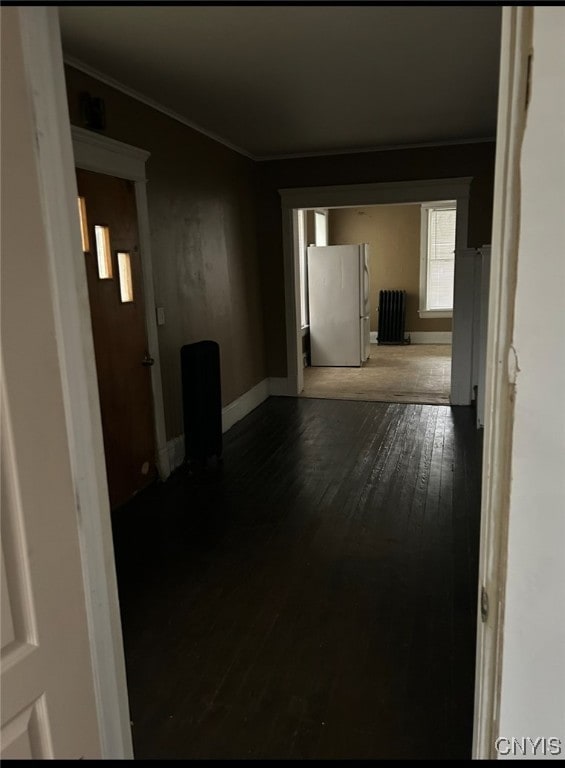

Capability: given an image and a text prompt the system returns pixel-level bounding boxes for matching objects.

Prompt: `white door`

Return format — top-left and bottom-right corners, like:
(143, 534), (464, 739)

(1, 7), (101, 758)
(308, 245), (361, 366)
(0, 393), (100, 759)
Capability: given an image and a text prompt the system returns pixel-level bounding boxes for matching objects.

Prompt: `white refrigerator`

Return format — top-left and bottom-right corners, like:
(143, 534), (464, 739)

(307, 244), (370, 367)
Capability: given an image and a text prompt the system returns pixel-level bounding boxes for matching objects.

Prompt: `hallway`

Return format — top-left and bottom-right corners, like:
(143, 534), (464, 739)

(112, 397), (482, 759)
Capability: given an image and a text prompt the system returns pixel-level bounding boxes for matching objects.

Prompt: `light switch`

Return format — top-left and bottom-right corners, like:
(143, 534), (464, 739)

(156, 306), (165, 326)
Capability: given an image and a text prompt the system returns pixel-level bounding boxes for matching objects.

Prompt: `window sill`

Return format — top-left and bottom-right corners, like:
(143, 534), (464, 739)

(418, 309), (453, 319)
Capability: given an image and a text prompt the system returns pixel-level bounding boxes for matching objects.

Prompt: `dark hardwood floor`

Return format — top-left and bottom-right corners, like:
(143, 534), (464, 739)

(112, 397), (482, 760)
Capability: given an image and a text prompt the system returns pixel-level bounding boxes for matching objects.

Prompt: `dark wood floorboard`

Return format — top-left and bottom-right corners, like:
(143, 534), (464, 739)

(111, 397), (483, 760)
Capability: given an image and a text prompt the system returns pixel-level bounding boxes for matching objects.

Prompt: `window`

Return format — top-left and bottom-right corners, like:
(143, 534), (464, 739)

(297, 210), (309, 328)
(77, 196), (90, 252)
(419, 202), (456, 317)
(298, 208), (328, 329)
(117, 252), (134, 303)
(94, 225), (113, 279)
(314, 210), (328, 246)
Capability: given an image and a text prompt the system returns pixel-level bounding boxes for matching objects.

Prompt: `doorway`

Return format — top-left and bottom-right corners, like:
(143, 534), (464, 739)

(297, 202), (455, 405)
(280, 178), (477, 407)
(72, 126), (169, 482)
(76, 169), (156, 508)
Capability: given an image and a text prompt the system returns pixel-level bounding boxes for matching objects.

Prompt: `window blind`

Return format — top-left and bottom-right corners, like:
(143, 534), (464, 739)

(427, 207), (456, 310)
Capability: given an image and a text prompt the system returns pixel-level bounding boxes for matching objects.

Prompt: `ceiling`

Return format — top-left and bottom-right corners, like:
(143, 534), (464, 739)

(58, 6), (502, 160)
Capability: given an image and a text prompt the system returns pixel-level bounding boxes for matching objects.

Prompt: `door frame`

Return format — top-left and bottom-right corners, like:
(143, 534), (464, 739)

(17, 7), (133, 758)
(472, 7), (532, 758)
(72, 126), (170, 480)
(280, 178), (472, 401)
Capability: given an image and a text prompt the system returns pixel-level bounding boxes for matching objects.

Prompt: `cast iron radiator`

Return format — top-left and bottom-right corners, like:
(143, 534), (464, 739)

(377, 290), (407, 344)
(180, 340), (223, 466)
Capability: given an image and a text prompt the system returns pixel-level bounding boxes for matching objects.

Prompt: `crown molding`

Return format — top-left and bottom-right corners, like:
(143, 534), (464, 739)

(258, 136), (497, 162)
(64, 55), (495, 165)
(63, 54), (255, 160)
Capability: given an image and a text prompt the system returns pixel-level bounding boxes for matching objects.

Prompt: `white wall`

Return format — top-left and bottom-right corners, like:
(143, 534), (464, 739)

(498, 7), (565, 751)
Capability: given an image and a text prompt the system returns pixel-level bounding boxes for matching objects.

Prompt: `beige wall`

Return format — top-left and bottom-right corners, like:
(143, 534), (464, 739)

(258, 142), (495, 376)
(64, 66), (266, 440)
(329, 204), (452, 333)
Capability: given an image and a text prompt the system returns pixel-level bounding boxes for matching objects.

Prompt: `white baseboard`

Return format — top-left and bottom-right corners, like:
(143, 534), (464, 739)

(409, 331), (452, 344)
(167, 435), (185, 473)
(156, 445), (171, 479)
(222, 378), (270, 433)
(370, 331), (452, 344)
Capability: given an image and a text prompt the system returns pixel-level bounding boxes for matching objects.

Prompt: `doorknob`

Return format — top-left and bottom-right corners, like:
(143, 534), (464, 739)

(142, 354), (155, 367)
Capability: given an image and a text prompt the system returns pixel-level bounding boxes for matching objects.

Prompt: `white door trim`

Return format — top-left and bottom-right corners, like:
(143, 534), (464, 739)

(72, 126), (170, 479)
(279, 177), (472, 402)
(476, 245), (491, 428)
(472, 7), (532, 758)
(17, 8), (133, 758)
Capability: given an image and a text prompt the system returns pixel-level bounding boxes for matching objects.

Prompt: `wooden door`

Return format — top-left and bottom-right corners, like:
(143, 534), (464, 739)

(76, 169), (156, 509)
